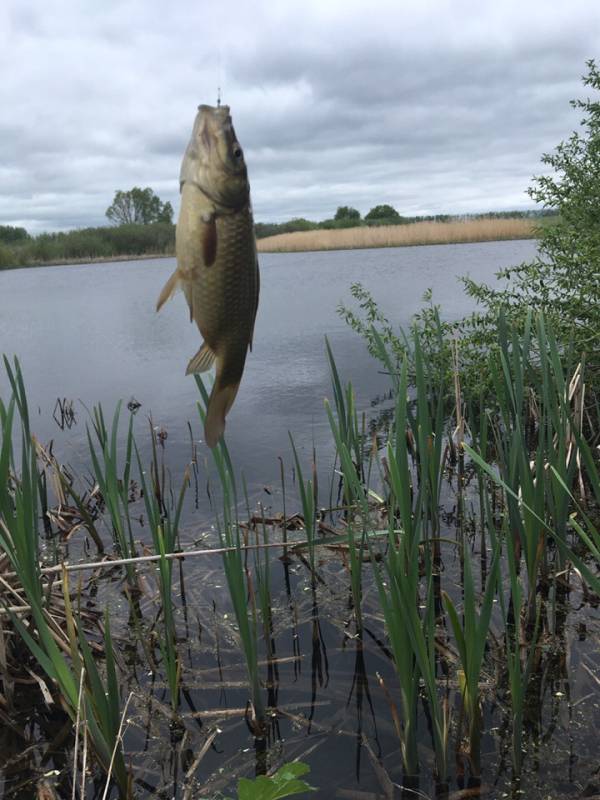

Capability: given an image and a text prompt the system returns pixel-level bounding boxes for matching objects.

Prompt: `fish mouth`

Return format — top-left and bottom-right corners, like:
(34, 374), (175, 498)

(197, 106), (246, 176)
(180, 103), (249, 209)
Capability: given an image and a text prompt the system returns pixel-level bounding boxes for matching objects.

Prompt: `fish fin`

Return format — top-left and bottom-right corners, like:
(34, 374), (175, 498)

(204, 381), (240, 448)
(156, 271), (179, 311)
(185, 342), (216, 375)
(203, 217), (217, 266)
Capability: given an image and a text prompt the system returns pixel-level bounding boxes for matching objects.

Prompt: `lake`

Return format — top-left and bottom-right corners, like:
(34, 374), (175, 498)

(9, 237), (592, 800)
(0, 238), (537, 501)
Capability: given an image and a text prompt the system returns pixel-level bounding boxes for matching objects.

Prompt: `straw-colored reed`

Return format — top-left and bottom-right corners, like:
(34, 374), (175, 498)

(257, 217), (537, 253)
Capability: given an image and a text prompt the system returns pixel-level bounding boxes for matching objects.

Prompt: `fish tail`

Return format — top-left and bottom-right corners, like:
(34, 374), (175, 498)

(204, 379), (240, 448)
(156, 270), (180, 312)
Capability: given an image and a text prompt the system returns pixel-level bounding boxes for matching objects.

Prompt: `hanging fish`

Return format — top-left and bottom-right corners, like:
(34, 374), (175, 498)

(157, 104), (259, 447)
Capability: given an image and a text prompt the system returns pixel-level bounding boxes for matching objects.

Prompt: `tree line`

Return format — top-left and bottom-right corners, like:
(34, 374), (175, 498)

(0, 186), (554, 270)
(254, 204), (554, 239)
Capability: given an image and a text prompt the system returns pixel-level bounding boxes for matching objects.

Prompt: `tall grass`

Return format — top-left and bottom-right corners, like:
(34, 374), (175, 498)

(135, 428), (188, 712)
(0, 358), (130, 796)
(195, 376), (265, 728)
(3, 303), (600, 796)
(257, 217), (537, 253)
(86, 403), (136, 575)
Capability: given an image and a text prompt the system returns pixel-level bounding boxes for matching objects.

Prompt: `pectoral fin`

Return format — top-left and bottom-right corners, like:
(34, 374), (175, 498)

(202, 216), (217, 266)
(185, 342), (216, 375)
(156, 271), (180, 312)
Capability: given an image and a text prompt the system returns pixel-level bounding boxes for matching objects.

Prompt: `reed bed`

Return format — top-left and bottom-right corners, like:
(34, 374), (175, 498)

(1, 311), (600, 798)
(256, 217), (537, 253)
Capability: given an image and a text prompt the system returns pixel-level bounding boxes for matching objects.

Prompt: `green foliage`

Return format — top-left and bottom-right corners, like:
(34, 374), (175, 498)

(195, 376), (265, 725)
(0, 244), (15, 268)
(319, 216), (361, 229)
(0, 225), (30, 243)
(0, 222), (175, 269)
(225, 762), (315, 800)
(364, 204), (403, 224)
(340, 65), (600, 398)
(106, 186), (174, 225)
(334, 205), (361, 221)
(255, 218), (320, 238)
(0, 358), (130, 796)
(461, 59), (600, 385)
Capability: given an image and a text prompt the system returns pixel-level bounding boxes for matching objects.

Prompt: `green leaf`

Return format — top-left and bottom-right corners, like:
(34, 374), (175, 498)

(237, 762), (315, 800)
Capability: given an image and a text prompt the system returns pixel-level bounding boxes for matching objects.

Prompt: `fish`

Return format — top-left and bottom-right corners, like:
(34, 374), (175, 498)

(156, 104), (260, 448)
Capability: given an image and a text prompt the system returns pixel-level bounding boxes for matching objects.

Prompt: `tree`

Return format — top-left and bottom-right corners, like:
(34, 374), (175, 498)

(365, 204), (401, 222)
(339, 61), (600, 399)
(334, 206), (361, 221)
(0, 225), (30, 243)
(461, 59), (600, 379)
(105, 187), (174, 226)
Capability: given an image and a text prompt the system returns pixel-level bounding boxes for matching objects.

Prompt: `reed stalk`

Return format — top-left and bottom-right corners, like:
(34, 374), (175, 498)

(135, 432), (188, 712)
(288, 434), (317, 579)
(195, 376), (265, 726)
(86, 403), (136, 575)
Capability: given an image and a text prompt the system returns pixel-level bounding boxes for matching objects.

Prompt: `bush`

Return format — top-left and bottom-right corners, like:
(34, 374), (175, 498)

(365, 204), (402, 223)
(460, 59), (600, 385)
(334, 206), (361, 221)
(0, 244), (17, 269)
(340, 61), (600, 399)
(0, 225), (30, 244)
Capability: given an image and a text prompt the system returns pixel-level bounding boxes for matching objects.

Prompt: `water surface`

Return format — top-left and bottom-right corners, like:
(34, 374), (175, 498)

(0, 239), (537, 495)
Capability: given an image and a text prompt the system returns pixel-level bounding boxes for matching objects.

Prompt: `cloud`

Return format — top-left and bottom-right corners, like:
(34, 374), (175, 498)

(1, 0), (598, 232)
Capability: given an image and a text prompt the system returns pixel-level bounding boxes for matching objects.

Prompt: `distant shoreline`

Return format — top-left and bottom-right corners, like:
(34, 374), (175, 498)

(0, 252), (173, 271)
(0, 217), (545, 270)
(256, 217), (541, 253)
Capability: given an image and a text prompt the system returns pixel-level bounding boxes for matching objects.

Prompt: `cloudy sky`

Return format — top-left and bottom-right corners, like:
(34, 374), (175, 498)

(1, 0), (598, 234)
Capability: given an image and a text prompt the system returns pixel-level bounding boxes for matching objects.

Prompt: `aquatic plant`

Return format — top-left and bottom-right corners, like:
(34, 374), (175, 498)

(224, 761), (315, 799)
(0, 359), (130, 795)
(195, 375), (265, 727)
(86, 402), (137, 573)
(288, 434), (318, 580)
(136, 430), (188, 711)
(443, 541), (500, 776)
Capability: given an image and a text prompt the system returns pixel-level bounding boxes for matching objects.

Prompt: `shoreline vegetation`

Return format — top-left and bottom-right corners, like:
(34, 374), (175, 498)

(256, 216), (539, 253)
(0, 214), (548, 270)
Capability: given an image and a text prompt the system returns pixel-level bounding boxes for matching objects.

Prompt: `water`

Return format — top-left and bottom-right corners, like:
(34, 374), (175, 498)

(0, 239), (536, 495)
(9, 238), (596, 800)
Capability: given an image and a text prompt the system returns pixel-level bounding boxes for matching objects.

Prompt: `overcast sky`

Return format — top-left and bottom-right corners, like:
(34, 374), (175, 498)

(1, 0), (598, 234)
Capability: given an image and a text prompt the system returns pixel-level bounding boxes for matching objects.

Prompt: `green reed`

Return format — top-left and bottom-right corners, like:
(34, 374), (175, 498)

(0, 359), (130, 795)
(86, 402), (136, 574)
(443, 540), (499, 777)
(324, 339), (374, 632)
(332, 324), (451, 780)
(377, 352), (449, 781)
(135, 431), (188, 711)
(195, 376), (265, 726)
(462, 313), (599, 774)
(288, 433), (317, 578)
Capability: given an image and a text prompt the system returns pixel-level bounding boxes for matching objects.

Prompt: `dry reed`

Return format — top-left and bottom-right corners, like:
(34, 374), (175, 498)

(256, 217), (537, 253)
